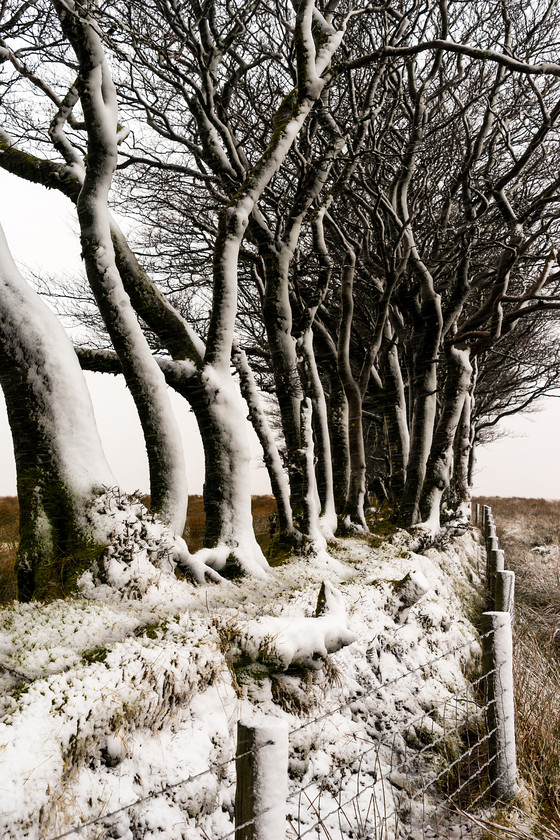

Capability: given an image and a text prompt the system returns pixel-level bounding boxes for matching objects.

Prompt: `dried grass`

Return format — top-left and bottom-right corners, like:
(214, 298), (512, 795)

(0, 496), (18, 603)
(475, 497), (560, 829)
(182, 494), (277, 552)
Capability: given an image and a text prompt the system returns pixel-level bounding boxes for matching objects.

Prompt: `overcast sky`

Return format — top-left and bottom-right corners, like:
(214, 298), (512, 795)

(1, 167), (558, 500)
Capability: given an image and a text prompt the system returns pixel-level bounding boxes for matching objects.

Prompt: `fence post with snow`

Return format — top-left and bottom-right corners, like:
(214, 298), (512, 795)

(487, 547), (504, 607)
(481, 611), (519, 800)
(476, 505), (519, 798)
(235, 716), (289, 840)
(496, 570), (515, 616)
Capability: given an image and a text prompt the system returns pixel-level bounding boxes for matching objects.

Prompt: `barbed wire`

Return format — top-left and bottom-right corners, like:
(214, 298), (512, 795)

(289, 630), (489, 736)
(45, 517), (501, 840)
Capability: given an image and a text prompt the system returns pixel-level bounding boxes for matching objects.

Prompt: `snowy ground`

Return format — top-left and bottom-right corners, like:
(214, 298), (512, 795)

(0, 526), (485, 839)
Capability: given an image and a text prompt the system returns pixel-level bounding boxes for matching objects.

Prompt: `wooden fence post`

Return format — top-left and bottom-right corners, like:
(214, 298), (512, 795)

(481, 611), (519, 801)
(488, 548), (505, 607)
(235, 716), (289, 840)
(496, 570), (515, 616)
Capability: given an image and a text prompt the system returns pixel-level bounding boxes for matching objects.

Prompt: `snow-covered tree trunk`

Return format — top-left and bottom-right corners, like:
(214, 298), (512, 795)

(298, 329), (337, 538)
(231, 342), (297, 541)
(0, 224), (116, 600)
(399, 291), (443, 525)
(262, 246), (308, 520)
(381, 324), (410, 505)
(453, 390), (473, 520)
(262, 247), (336, 542)
(419, 345), (473, 532)
(313, 322), (350, 515)
(337, 253), (368, 530)
(180, 367), (270, 576)
(54, 0), (188, 534)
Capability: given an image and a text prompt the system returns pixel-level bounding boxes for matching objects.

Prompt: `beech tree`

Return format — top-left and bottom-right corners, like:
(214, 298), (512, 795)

(0, 0), (349, 589)
(3, 0), (560, 604)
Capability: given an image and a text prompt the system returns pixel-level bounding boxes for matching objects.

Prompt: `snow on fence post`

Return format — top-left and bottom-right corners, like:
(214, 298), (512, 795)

(481, 611), (519, 801)
(475, 503), (481, 527)
(496, 570), (515, 616)
(485, 523), (496, 550)
(235, 716), (288, 840)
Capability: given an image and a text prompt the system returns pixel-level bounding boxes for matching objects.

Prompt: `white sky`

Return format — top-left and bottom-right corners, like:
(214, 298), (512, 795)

(0, 167), (558, 500)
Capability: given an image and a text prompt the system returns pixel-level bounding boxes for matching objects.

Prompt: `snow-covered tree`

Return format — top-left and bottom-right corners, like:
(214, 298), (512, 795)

(0, 0), (348, 585)
(3, 0), (560, 597)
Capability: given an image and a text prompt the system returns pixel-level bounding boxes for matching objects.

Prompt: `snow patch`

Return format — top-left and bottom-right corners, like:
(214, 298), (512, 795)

(0, 529), (485, 839)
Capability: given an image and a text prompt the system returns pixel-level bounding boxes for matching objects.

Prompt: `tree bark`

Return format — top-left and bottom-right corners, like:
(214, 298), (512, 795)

(453, 390), (473, 519)
(298, 329), (337, 537)
(0, 224), (115, 600)
(399, 291), (443, 525)
(231, 342), (297, 540)
(337, 253), (368, 530)
(380, 324), (410, 505)
(419, 345), (473, 531)
(313, 322), (350, 515)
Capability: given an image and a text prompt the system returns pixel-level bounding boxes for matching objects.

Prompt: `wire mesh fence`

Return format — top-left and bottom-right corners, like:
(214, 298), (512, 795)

(46, 632), (507, 840)
(284, 635), (498, 840)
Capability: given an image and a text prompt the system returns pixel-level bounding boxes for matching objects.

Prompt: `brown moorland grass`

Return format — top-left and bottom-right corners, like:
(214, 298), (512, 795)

(0, 496), (18, 603)
(475, 497), (560, 831)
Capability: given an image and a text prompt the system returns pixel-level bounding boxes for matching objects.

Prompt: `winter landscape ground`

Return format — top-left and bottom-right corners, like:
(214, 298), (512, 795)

(2, 496), (560, 840)
(0, 496), (489, 840)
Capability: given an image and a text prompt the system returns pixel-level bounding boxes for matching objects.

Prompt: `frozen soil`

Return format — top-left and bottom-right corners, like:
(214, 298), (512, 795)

(0, 527), (485, 839)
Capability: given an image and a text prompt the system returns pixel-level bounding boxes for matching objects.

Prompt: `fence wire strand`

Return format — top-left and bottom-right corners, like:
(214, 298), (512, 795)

(46, 513), (514, 840)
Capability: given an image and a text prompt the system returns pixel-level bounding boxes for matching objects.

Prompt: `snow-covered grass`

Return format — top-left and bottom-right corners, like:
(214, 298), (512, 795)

(0, 526), (485, 839)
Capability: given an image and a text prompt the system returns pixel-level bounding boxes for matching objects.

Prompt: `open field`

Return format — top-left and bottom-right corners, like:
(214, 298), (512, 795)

(476, 496), (560, 828)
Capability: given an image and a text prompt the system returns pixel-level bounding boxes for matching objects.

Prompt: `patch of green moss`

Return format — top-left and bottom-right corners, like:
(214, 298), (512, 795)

(367, 518), (399, 548)
(10, 681), (30, 701)
(266, 533), (297, 567)
(81, 646), (108, 666)
(135, 619), (168, 640)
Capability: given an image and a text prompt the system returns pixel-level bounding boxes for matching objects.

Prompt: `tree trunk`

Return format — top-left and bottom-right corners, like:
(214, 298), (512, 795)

(453, 390), (473, 519)
(399, 292), (443, 526)
(231, 342), (297, 540)
(261, 247), (330, 540)
(0, 224), (116, 600)
(313, 322), (350, 514)
(169, 366), (269, 576)
(419, 345), (473, 531)
(380, 324), (410, 506)
(337, 254), (368, 530)
(298, 329), (337, 538)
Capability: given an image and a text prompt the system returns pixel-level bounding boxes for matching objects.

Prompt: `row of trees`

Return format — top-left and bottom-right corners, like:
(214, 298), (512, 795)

(1, 0), (560, 599)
